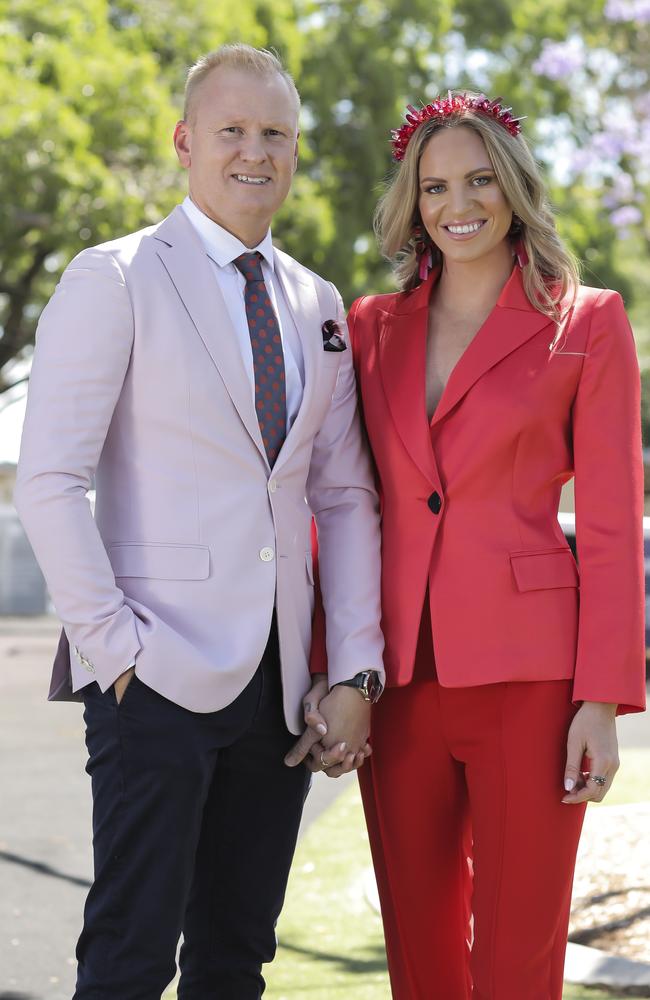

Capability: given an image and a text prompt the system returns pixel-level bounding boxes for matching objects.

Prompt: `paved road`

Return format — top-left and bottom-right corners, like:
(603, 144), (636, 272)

(0, 617), (352, 1000)
(1, 617), (647, 999)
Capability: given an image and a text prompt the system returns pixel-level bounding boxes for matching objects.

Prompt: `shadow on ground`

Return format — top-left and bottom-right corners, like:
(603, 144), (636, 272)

(277, 939), (388, 975)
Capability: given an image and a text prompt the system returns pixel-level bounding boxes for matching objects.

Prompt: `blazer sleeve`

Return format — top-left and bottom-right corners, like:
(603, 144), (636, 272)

(13, 248), (142, 691)
(307, 296), (370, 679)
(306, 285), (384, 688)
(571, 290), (646, 714)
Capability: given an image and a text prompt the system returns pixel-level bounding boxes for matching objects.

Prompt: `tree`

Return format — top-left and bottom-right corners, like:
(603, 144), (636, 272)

(1, 0), (648, 398)
(0, 0), (179, 393)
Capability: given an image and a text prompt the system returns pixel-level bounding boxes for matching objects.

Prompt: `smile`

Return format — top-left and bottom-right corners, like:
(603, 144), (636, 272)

(234, 174), (271, 185)
(444, 221), (485, 235)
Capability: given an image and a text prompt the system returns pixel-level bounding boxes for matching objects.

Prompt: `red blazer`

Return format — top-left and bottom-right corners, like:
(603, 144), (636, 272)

(346, 266), (645, 714)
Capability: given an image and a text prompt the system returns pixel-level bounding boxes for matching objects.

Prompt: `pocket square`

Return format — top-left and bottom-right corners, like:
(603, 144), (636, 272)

(322, 319), (347, 353)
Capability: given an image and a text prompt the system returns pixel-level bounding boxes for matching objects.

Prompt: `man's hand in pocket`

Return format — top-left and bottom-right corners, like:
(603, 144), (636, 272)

(114, 665), (136, 705)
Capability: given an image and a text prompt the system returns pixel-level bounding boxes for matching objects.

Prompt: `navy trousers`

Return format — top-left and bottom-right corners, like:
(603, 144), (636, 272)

(74, 619), (311, 1000)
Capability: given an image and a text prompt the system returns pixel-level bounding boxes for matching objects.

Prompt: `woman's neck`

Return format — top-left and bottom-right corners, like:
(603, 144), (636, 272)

(435, 248), (515, 318)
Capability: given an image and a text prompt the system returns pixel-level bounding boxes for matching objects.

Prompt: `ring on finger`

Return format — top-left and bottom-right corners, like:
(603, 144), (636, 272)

(589, 774), (607, 787)
(319, 751), (330, 769)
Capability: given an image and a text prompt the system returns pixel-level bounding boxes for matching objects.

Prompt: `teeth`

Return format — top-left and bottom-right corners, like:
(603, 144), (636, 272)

(235, 175), (269, 185)
(447, 222), (483, 234)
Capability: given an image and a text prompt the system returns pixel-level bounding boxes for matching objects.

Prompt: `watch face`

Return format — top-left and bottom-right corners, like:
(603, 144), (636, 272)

(363, 671), (382, 703)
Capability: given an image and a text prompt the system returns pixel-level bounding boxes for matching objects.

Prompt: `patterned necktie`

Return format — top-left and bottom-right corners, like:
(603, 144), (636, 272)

(233, 251), (287, 465)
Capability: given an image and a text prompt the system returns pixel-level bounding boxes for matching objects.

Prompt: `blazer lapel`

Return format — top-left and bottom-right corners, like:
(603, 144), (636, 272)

(154, 207), (268, 466)
(377, 275), (438, 483)
(270, 252), (321, 471)
(430, 267), (554, 428)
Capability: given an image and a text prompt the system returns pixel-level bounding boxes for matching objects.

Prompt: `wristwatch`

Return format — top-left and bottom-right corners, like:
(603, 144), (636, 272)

(333, 670), (383, 703)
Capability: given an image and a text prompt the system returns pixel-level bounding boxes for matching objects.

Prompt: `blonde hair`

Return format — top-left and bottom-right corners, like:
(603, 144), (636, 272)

(375, 93), (580, 321)
(183, 43), (301, 124)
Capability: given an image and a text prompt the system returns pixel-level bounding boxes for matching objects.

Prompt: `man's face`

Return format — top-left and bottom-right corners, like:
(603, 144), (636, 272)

(174, 66), (299, 246)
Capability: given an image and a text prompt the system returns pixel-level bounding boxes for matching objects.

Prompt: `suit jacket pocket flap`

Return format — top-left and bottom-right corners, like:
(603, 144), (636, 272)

(109, 543), (210, 580)
(510, 548), (578, 592)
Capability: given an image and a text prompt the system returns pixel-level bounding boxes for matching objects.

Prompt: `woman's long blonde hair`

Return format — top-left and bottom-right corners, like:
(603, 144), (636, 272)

(375, 94), (580, 321)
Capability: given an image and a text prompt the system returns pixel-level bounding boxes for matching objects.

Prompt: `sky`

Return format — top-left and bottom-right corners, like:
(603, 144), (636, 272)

(0, 394), (26, 464)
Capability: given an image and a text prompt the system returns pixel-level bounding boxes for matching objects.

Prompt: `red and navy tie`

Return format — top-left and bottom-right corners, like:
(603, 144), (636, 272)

(233, 252), (287, 465)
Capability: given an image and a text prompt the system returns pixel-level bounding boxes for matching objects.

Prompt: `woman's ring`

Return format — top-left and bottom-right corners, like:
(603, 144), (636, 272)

(590, 774), (607, 786)
(319, 751), (330, 769)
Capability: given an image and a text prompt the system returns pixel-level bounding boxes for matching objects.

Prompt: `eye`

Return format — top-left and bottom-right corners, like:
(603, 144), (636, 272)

(423, 183), (445, 195)
(221, 126), (243, 135)
(472, 175), (492, 186)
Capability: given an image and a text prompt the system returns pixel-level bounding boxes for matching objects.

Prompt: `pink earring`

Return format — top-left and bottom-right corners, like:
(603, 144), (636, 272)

(514, 237), (529, 269)
(510, 216), (529, 268)
(413, 225), (433, 281)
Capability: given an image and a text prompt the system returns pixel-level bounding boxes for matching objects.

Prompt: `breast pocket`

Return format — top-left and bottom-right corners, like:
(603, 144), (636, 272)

(509, 547), (579, 592)
(108, 543), (210, 580)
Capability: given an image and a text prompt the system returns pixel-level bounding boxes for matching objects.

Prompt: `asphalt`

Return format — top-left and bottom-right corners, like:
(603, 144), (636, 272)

(0, 616), (647, 999)
(0, 617), (353, 1000)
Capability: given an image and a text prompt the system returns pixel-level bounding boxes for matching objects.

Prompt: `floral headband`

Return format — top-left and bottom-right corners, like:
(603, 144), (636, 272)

(391, 92), (524, 162)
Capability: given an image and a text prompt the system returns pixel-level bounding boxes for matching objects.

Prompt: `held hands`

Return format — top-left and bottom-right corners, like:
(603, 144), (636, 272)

(284, 673), (372, 777)
(562, 701), (619, 804)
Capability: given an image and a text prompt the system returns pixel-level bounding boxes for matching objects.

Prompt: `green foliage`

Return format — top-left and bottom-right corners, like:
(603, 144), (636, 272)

(1, 0), (648, 393)
(0, 0), (178, 384)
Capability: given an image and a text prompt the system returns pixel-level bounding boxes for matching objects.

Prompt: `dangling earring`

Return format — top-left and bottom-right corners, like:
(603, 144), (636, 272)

(510, 215), (529, 269)
(412, 224), (433, 282)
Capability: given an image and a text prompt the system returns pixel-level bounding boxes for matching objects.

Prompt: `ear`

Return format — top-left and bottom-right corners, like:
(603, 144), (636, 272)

(292, 131), (300, 174)
(174, 120), (192, 168)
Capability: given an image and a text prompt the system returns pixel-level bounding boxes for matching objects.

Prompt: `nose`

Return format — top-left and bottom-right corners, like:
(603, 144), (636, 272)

(239, 133), (268, 163)
(447, 183), (474, 217)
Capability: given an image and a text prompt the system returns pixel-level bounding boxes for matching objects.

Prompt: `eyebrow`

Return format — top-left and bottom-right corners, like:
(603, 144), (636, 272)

(420, 167), (494, 183)
(215, 114), (293, 129)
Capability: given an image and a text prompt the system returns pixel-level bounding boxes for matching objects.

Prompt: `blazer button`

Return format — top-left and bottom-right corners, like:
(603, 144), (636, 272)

(260, 547), (275, 562)
(428, 491), (442, 515)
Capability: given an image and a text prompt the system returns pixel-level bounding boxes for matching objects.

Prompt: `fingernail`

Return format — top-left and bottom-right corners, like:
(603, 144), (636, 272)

(317, 723), (327, 736)
(564, 778), (575, 792)
(339, 742), (347, 752)
(284, 757), (295, 767)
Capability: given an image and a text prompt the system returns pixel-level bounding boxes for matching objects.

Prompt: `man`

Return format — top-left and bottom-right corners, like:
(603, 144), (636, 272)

(14, 44), (383, 999)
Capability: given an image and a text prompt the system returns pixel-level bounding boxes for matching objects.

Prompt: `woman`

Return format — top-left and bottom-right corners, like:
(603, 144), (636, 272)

(350, 93), (646, 999)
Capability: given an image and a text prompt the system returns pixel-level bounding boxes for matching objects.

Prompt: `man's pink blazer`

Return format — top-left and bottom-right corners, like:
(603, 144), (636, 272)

(346, 266), (645, 714)
(14, 206), (384, 733)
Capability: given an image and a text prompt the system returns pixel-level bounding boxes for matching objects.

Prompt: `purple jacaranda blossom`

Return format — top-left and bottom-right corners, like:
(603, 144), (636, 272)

(602, 171), (636, 208)
(609, 205), (643, 226)
(571, 147), (603, 174)
(532, 38), (585, 80)
(605, 0), (650, 22)
(634, 93), (650, 117)
(591, 129), (627, 159)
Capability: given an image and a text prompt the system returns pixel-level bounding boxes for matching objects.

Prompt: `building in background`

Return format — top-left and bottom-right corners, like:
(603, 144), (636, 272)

(0, 463), (48, 614)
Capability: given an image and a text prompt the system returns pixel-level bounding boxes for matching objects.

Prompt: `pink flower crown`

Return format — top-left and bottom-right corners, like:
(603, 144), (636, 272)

(391, 92), (524, 161)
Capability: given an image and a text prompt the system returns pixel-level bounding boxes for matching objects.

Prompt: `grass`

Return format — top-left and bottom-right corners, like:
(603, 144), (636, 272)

(163, 747), (649, 999)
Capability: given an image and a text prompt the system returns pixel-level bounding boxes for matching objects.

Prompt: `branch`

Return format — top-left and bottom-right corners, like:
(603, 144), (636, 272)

(0, 375), (29, 407)
(0, 245), (51, 372)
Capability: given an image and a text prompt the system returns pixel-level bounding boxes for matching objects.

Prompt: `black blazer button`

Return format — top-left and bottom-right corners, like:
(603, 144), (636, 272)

(428, 491), (442, 514)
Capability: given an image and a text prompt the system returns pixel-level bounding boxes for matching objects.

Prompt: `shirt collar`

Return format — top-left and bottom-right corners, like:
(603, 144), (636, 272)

(181, 196), (275, 272)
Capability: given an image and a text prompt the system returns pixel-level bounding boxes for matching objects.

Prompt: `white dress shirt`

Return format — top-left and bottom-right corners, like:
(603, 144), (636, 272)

(181, 196), (304, 431)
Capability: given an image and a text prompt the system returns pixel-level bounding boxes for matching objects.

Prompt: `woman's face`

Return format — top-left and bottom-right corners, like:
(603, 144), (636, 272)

(418, 125), (513, 267)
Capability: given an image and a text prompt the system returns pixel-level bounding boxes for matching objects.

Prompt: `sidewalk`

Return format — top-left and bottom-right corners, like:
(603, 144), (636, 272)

(0, 617), (352, 999)
(0, 617), (647, 999)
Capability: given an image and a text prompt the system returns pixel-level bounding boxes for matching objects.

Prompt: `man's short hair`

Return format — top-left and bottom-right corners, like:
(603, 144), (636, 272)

(183, 43), (301, 123)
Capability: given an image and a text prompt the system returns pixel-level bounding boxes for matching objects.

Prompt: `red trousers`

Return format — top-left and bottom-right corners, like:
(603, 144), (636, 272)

(359, 633), (586, 999)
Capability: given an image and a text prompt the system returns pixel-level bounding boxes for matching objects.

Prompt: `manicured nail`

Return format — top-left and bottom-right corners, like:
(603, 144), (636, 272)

(317, 723), (327, 736)
(564, 778), (575, 792)
(339, 742), (347, 752)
